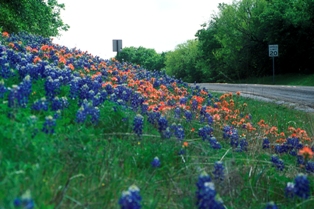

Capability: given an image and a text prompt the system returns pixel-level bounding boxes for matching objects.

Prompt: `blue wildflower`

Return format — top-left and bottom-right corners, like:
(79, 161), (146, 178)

(196, 181), (224, 209)
(133, 114), (144, 138)
(185, 110), (192, 122)
(209, 137), (222, 150)
(14, 190), (35, 209)
(119, 185), (142, 209)
(0, 79), (7, 98)
(262, 138), (270, 149)
(305, 161), (314, 173)
(32, 97), (49, 111)
(265, 201), (278, 209)
(271, 155), (285, 171)
(151, 156), (161, 168)
(294, 173), (310, 199)
(158, 115), (168, 132)
(42, 115), (56, 134)
(285, 182), (295, 198)
(213, 161), (224, 181)
(173, 124), (185, 141)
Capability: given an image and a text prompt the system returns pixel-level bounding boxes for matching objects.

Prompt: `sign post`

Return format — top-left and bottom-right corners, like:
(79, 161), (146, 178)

(113, 39), (122, 55)
(269, 44), (278, 84)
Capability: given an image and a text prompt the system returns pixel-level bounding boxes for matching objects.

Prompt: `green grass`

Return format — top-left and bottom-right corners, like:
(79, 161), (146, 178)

(235, 73), (314, 86)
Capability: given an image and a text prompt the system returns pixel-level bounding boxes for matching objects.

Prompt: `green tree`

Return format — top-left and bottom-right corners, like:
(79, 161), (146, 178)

(0, 0), (69, 37)
(115, 46), (166, 71)
(165, 39), (204, 82)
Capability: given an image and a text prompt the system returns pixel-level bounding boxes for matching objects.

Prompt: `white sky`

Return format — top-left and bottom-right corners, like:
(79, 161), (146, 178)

(53, 0), (233, 59)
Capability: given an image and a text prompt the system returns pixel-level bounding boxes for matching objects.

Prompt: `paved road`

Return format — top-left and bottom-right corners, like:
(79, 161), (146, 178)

(193, 83), (314, 112)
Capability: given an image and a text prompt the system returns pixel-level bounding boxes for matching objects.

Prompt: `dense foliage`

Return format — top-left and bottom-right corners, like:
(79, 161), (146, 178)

(165, 0), (314, 82)
(115, 46), (166, 71)
(1, 31), (314, 208)
(0, 0), (69, 37)
(165, 39), (205, 83)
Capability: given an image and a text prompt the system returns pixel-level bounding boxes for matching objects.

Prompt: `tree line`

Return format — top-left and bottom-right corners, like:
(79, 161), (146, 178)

(116, 0), (314, 83)
(0, 0), (68, 37)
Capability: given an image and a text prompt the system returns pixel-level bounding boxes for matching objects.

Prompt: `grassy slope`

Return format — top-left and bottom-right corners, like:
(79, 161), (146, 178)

(0, 33), (314, 209)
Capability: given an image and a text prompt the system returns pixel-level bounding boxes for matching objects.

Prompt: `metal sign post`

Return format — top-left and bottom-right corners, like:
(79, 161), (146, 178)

(113, 39), (122, 55)
(269, 45), (278, 84)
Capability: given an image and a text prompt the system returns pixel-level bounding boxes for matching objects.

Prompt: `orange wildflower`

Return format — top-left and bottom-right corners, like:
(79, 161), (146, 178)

(236, 91), (241, 96)
(8, 42), (15, 48)
(190, 128), (195, 132)
(33, 56), (41, 64)
(183, 142), (189, 147)
(2, 31), (9, 37)
(40, 45), (49, 51)
(58, 56), (66, 64)
(68, 64), (75, 70)
(298, 146), (314, 159)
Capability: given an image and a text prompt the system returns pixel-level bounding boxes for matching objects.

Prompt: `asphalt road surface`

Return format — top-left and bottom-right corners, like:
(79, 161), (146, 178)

(193, 83), (314, 113)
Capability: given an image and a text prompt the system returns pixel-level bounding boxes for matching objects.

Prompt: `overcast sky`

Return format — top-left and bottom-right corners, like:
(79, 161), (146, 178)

(53, 0), (233, 59)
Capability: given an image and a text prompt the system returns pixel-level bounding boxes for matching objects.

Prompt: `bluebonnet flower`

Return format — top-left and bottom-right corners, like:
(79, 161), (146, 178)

(131, 92), (144, 111)
(13, 190), (35, 209)
(8, 85), (19, 108)
(271, 155), (285, 171)
(196, 171), (212, 194)
(185, 110), (192, 122)
(76, 106), (87, 123)
(0, 79), (7, 98)
(209, 137), (222, 149)
(163, 127), (172, 139)
(76, 101), (100, 124)
(45, 76), (60, 100)
(42, 115), (56, 134)
(294, 173), (310, 199)
(179, 97), (187, 105)
(90, 107), (100, 124)
(173, 124), (185, 141)
(79, 84), (90, 100)
(174, 107), (181, 119)
(51, 96), (69, 111)
(141, 103), (148, 114)
(191, 99), (198, 111)
(118, 185), (142, 209)
(196, 181), (224, 209)
(206, 114), (214, 125)
(213, 161), (224, 181)
(17, 75), (32, 107)
(297, 155), (305, 166)
(265, 201), (278, 209)
(158, 115), (168, 133)
(93, 92), (105, 107)
(69, 76), (81, 99)
(32, 97), (48, 111)
(151, 156), (161, 168)
(147, 111), (160, 126)
(262, 138), (270, 149)
(305, 161), (314, 173)
(53, 110), (61, 119)
(198, 125), (214, 141)
(285, 182), (295, 198)
(133, 114), (144, 138)
(235, 138), (248, 152)
(105, 83), (114, 94)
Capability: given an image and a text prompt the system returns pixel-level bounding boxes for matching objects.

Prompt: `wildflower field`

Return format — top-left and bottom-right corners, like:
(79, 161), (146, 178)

(0, 31), (313, 209)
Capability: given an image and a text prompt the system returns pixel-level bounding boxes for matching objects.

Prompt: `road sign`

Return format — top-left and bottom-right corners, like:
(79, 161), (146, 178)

(113, 40), (122, 52)
(269, 45), (278, 57)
